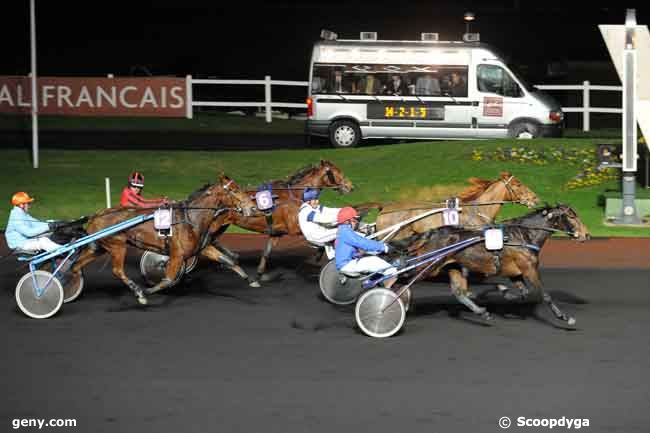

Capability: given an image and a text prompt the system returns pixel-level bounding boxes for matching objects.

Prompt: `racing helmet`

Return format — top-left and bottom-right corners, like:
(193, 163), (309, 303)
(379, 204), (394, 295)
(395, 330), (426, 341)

(11, 191), (35, 206)
(337, 207), (359, 224)
(128, 171), (145, 188)
(302, 187), (321, 201)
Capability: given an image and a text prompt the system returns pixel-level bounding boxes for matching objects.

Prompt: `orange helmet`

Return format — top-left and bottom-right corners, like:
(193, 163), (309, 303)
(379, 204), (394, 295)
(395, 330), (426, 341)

(128, 171), (145, 187)
(11, 191), (35, 206)
(337, 207), (359, 224)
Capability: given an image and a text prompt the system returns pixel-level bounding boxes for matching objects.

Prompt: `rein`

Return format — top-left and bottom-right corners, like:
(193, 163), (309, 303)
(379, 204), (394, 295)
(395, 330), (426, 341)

(378, 200), (523, 215)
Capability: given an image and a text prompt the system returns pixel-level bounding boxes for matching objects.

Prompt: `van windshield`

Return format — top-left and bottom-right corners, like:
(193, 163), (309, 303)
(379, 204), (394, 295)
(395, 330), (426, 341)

(505, 63), (536, 92)
(311, 63), (469, 97)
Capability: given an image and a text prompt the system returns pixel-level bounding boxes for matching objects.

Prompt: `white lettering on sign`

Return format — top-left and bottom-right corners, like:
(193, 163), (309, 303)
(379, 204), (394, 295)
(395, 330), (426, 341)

(58, 86), (74, 107)
(0, 85), (12, 105)
(120, 86), (138, 108)
(97, 86), (116, 107)
(0, 76), (188, 117)
(170, 86), (184, 108)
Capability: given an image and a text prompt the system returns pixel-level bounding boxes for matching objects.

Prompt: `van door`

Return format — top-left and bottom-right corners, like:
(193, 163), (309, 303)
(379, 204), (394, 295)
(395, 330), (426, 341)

(474, 63), (528, 138)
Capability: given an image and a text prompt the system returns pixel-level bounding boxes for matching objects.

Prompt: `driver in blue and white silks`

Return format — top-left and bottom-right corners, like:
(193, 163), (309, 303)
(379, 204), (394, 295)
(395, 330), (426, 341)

(298, 188), (341, 247)
(335, 207), (397, 289)
(6, 192), (61, 252)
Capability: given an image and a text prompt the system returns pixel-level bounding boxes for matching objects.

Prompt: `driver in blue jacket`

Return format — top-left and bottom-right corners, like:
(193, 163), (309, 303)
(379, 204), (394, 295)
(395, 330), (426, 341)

(335, 207), (397, 288)
(6, 192), (61, 252)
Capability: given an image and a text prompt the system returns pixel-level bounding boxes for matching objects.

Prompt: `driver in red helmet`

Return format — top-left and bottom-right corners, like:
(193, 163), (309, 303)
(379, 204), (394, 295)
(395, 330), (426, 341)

(119, 171), (168, 208)
(335, 207), (397, 289)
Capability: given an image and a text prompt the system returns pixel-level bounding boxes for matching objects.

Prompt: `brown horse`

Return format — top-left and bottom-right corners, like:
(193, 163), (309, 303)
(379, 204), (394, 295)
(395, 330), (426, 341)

(210, 160), (354, 280)
(397, 204), (590, 327)
(70, 174), (256, 305)
(373, 172), (539, 241)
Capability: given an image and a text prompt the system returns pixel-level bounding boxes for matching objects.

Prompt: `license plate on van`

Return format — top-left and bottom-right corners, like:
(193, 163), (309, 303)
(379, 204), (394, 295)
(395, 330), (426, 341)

(367, 102), (445, 120)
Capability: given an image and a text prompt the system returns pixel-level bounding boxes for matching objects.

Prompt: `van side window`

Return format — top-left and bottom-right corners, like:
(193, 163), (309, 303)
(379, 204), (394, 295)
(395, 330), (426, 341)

(477, 64), (522, 97)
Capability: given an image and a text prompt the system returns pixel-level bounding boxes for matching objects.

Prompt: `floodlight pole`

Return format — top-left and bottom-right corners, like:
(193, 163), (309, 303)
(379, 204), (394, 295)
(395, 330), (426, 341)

(30, 0), (39, 169)
(616, 9), (641, 224)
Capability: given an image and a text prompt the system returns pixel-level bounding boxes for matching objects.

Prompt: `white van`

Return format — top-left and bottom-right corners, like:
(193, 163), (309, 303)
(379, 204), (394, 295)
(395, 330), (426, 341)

(306, 33), (564, 147)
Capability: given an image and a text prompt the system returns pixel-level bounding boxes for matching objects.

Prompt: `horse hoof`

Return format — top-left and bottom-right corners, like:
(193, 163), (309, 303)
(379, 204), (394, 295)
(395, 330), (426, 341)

(567, 317), (576, 327)
(249, 281), (261, 288)
(137, 296), (148, 306)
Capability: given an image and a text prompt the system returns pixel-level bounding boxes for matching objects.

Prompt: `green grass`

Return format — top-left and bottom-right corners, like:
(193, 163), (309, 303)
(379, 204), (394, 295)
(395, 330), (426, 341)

(1, 138), (649, 236)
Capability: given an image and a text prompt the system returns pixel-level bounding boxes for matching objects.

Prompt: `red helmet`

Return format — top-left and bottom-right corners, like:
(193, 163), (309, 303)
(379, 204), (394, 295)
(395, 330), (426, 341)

(337, 207), (359, 224)
(128, 171), (145, 187)
(11, 191), (35, 206)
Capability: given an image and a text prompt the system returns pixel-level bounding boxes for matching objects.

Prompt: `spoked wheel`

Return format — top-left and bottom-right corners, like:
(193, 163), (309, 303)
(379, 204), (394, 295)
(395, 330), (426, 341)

(355, 288), (406, 338)
(140, 251), (187, 287)
(61, 272), (84, 303)
(15, 270), (64, 319)
(37, 260), (84, 303)
(319, 259), (364, 305)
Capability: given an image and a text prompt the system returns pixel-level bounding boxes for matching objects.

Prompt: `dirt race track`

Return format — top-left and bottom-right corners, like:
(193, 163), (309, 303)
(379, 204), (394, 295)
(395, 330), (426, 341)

(2, 235), (649, 433)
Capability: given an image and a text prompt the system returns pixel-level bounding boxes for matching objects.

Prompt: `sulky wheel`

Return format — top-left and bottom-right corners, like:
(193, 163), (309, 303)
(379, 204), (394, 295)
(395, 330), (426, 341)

(15, 270), (64, 319)
(140, 251), (186, 287)
(319, 259), (364, 305)
(61, 271), (84, 303)
(355, 288), (406, 338)
(37, 260), (84, 303)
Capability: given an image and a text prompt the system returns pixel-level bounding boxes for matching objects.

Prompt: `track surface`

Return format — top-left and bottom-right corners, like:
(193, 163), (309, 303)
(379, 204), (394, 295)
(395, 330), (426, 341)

(2, 242), (649, 433)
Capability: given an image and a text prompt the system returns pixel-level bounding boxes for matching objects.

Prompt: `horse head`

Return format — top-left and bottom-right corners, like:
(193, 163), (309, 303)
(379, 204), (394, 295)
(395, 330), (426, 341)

(317, 160), (354, 194)
(213, 173), (256, 217)
(543, 204), (591, 241)
(499, 172), (539, 208)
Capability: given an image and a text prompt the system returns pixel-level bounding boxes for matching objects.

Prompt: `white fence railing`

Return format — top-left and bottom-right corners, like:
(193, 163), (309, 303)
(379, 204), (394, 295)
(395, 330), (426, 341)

(535, 80), (622, 132)
(191, 75), (308, 123)
(191, 76), (622, 131)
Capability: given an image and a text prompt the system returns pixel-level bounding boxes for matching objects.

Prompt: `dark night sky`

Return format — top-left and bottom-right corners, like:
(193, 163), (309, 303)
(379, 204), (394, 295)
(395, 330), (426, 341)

(3, 1), (649, 83)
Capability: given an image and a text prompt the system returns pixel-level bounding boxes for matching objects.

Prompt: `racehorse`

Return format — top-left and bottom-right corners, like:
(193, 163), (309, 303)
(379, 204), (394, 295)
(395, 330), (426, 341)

(70, 174), (256, 305)
(373, 172), (539, 241)
(210, 160), (355, 280)
(396, 204), (590, 327)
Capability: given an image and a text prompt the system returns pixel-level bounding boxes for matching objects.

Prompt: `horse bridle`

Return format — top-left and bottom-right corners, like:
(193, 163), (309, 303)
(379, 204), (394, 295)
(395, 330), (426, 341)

(501, 175), (532, 206)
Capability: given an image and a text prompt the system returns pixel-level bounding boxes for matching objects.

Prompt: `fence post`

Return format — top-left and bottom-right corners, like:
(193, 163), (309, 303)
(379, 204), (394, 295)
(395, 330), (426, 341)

(583, 80), (590, 132)
(265, 75), (272, 123)
(105, 177), (111, 208)
(186, 74), (193, 119)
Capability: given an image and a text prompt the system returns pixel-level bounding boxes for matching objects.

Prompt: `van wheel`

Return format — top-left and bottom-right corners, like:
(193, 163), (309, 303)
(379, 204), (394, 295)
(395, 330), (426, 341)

(330, 120), (361, 148)
(509, 121), (539, 139)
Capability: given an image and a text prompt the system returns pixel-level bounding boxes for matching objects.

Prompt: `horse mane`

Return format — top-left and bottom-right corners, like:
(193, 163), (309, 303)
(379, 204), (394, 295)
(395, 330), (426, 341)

(285, 163), (319, 185)
(184, 182), (214, 203)
(457, 177), (496, 201)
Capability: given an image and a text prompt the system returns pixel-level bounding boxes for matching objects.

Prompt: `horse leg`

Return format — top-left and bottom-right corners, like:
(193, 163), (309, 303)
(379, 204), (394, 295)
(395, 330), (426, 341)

(107, 243), (148, 305)
(525, 270), (576, 328)
(449, 269), (493, 322)
(71, 245), (104, 277)
(146, 254), (185, 295)
(497, 276), (528, 301)
(256, 236), (280, 280)
(213, 241), (240, 262)
(201, 245), (260, 287)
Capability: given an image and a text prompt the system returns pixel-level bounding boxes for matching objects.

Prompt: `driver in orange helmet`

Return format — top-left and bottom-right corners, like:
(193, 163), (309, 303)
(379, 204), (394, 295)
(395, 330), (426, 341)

(6, 192), (61, 252)
(119, 171), (168, 208)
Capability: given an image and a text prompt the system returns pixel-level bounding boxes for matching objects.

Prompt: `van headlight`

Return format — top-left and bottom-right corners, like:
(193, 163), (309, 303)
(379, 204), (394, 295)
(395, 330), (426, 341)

(549, 110), (563, 123)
